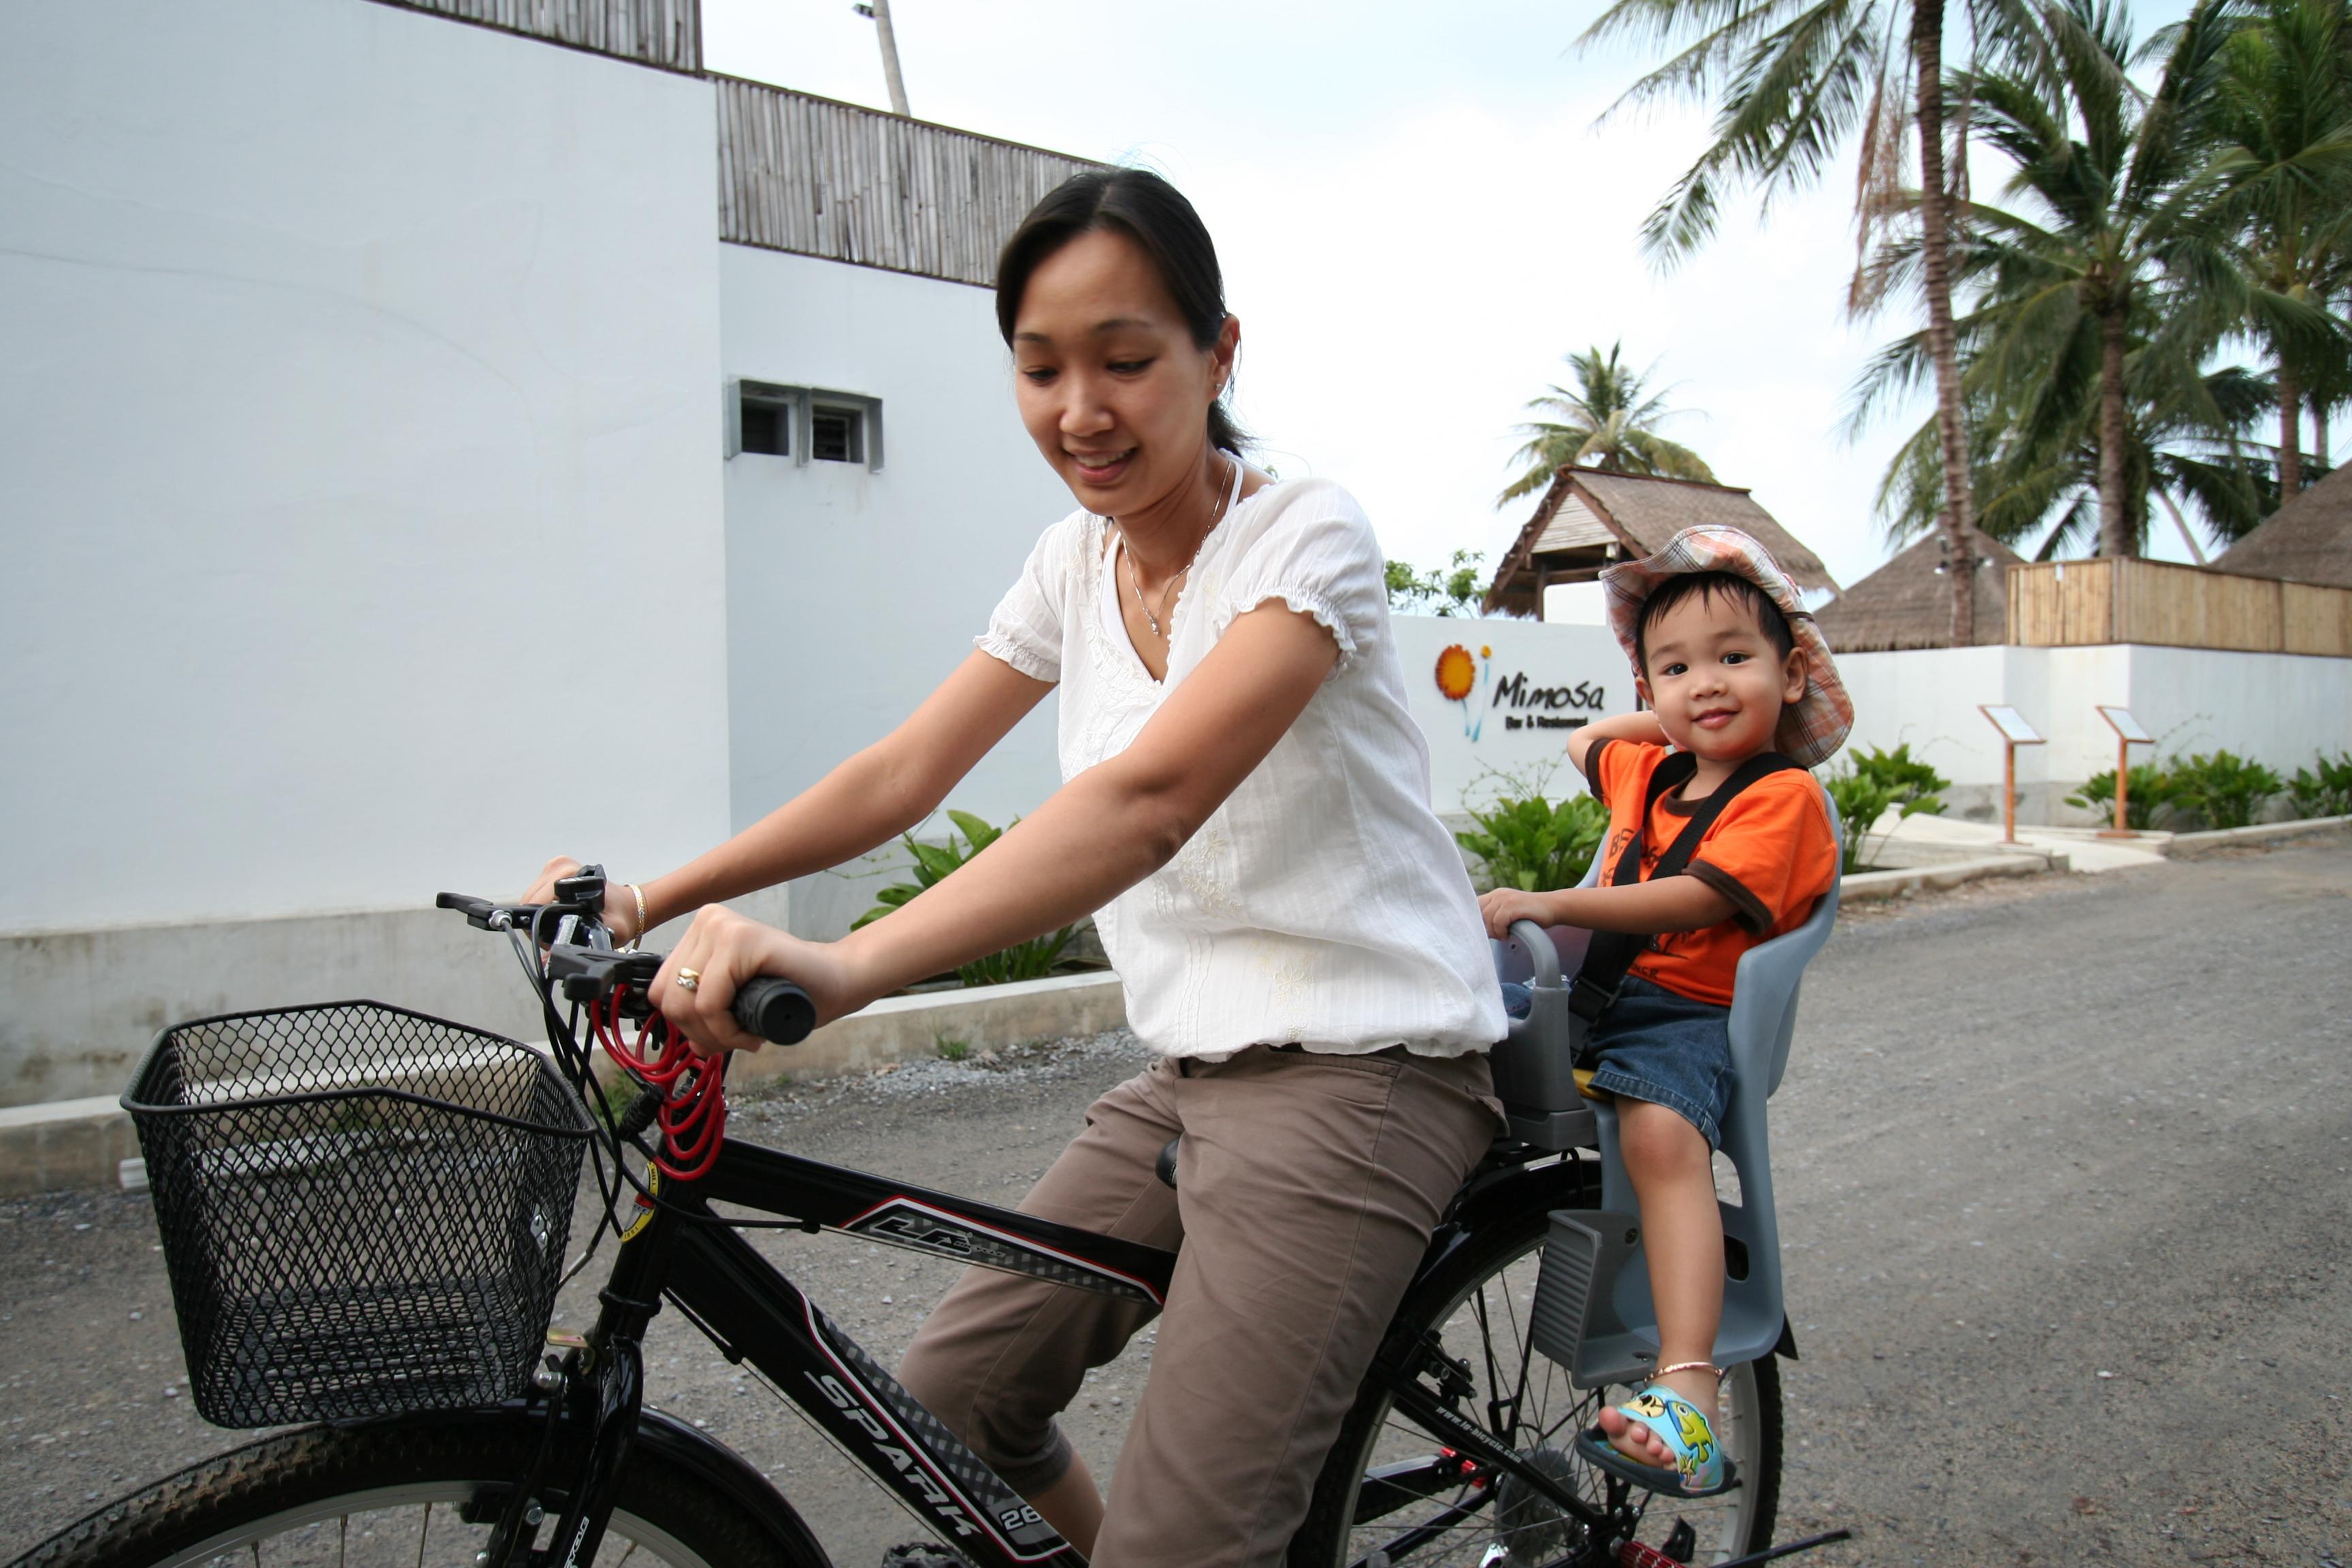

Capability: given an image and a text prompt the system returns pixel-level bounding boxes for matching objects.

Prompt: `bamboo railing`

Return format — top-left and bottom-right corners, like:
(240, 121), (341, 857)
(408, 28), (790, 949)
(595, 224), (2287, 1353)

(371, 0), (700, 71)
(2006, 558), (2352, 656)
(716, 78), (1100, 286)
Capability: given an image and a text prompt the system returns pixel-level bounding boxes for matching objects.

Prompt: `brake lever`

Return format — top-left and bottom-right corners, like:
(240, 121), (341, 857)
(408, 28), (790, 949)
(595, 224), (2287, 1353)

(547, 945), (664, 1010)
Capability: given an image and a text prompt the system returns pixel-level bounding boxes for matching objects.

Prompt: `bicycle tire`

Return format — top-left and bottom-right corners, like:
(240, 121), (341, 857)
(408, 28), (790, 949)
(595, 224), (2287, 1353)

(11, 1410), (832, 1568)
(1291, 1194), (1782, 1567)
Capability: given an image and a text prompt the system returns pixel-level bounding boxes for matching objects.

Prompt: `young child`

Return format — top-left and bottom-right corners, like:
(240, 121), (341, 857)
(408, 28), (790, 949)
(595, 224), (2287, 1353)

(1479, 525), (1850, 1496)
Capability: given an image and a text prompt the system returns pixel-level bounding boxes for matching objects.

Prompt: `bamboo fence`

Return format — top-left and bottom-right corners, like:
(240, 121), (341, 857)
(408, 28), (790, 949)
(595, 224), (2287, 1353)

(716, 78), (1100, 286)
(2006, 558), (2352, 656)
(371, 0), (700, 71)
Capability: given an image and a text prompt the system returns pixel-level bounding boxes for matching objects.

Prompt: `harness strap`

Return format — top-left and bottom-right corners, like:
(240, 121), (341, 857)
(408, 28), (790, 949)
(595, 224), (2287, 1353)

(1566, 749), (1806, 1026)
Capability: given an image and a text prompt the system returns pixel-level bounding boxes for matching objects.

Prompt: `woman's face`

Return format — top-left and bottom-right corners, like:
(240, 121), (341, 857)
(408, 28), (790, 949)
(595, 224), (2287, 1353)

(1009, 227), (1236, 518)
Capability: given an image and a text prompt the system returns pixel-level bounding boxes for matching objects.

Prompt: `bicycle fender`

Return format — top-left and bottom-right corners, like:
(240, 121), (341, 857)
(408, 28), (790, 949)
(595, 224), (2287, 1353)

(632, 1406), (832, 1566)
(1420, 1156), (1594, 1283)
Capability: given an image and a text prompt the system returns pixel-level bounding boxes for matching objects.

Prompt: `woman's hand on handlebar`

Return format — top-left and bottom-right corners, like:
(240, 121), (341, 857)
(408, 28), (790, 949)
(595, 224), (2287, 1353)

(521, 855), (644, 947)
(649, 905), (860, 1055)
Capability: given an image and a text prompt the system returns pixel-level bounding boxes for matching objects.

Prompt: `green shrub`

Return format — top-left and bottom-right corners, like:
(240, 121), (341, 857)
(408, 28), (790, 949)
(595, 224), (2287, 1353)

(1819, 749), (1948, 873)
(1456, 790), (1611, 892)
(2068, 763), (2177, 830)
(2287, 750), (2352, 819)
(855, 810), (1085, 987)
(1847, 743), (1949, 817)
(1819, 768), (1898, 874)
(2166, 750), (2283, 831)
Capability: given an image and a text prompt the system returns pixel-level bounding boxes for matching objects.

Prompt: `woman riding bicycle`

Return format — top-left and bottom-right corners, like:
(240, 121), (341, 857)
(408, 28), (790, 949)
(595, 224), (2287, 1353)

(528, 169), (1506, 1568)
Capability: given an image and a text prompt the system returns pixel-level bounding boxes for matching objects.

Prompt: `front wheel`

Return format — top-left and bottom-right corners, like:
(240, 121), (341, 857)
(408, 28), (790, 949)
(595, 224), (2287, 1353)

(12, 1411), (830, 1568)
(1292, 1198), (1781, 1567)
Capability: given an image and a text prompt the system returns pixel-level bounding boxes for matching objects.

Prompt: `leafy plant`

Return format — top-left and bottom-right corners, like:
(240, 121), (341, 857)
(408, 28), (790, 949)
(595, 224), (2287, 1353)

(1386, 551), (1487, 617)
(2288, 751), (2352, 819)
(854, 810), (1085, 987)
(1820, 747), (1950, 873)
(2068, 763), (2178, 830)
(1456, 789), (1611, 893)
(1819, 770), (1899, 875)
(935, 1037), (971, 1062)
(1847, 744), (1949, 818)
(2167, 750), (2284, 831)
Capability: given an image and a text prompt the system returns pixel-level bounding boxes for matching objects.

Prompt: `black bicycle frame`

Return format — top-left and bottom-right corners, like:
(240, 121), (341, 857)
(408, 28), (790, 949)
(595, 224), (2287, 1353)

(538, 1133), (1175, 1568)
(522, 1130), (1623, 1568)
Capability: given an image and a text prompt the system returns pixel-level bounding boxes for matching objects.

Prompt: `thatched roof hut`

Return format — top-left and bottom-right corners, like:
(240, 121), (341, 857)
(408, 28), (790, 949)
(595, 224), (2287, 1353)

(1812, 530), (2022, 652)
(2213, 465), (2352, 588)
(1482, 470), (1839, 619)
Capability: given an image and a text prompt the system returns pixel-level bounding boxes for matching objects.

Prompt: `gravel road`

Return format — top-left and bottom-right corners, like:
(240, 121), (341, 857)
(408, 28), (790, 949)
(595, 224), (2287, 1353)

(5, 835), (2347, 1568)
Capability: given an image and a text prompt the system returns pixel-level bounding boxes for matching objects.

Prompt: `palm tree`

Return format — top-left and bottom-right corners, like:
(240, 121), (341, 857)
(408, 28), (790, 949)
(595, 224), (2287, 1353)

(2192, 0), (2352, 502)
(1938, 0), (2235, 557)
(1580, 0), (2032, 642)
(1858, 338), (2272, 557)
(1496, 344), (1716, 506)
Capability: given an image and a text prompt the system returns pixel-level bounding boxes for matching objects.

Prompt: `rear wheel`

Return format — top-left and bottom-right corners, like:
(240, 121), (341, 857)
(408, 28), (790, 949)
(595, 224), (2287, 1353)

(1292, 1196), (1781, 1567)
(14, 1413), (830, 1568)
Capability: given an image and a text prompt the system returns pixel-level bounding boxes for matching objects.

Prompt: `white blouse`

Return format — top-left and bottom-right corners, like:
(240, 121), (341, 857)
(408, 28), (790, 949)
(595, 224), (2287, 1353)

(977, 477), (1505, 1060)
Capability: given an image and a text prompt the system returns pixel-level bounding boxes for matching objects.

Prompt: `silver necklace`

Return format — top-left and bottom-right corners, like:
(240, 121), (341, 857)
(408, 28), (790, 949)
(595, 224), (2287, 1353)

(1123, 458), (1233, 641)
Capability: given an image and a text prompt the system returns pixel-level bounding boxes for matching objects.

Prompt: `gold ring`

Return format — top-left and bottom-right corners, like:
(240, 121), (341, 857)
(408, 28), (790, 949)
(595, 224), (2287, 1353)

(675, 968), (701, 993)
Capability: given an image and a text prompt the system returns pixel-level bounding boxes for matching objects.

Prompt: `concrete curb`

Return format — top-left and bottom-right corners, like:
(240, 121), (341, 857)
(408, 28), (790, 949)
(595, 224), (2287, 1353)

(2162, 815), (2352, 855)
(0, 1095), (137, 1200)
(0, 972), (1130, 1196)
(1840, 852), (2064, 905)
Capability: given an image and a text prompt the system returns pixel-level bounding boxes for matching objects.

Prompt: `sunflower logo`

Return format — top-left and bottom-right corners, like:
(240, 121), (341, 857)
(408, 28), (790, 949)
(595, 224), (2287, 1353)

(1435, 644), (1477, 702)
(1435, 643), (1493, 740)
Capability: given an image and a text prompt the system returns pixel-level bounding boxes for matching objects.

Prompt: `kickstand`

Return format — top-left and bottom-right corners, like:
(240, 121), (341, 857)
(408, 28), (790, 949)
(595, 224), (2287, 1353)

(1712, 1528), (1855, 1567)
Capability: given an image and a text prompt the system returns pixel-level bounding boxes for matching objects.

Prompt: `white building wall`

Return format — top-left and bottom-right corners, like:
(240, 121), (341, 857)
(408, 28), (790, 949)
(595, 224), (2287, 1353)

(1838, 644), (2352, 821)
(717, 245), (1073, 936)
(0, 0), (731, 932)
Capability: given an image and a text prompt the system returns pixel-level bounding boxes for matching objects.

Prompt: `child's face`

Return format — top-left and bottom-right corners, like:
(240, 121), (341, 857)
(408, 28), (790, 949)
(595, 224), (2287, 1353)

(1634, 588), (1809, 766)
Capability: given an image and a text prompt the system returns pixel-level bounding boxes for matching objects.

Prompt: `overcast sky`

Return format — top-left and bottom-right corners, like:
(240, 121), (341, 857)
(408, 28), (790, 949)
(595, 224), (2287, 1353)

(704, 0), (2218, 600)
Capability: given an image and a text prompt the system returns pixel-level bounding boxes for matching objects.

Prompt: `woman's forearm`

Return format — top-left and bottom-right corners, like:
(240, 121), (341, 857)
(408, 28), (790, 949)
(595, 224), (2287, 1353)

(640, 745), (939, 927)
(630, 651), (1051, 931)
(830, 757), (1180, 997)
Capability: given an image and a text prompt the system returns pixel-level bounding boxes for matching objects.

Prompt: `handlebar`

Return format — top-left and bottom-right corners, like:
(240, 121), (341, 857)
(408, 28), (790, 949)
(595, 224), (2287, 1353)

(438, 887), (817, 1047)
(1507, 919), (1564, 989)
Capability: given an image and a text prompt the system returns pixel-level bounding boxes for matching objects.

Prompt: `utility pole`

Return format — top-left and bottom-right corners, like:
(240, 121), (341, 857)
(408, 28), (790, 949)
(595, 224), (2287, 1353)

(853, 1), (911, 117)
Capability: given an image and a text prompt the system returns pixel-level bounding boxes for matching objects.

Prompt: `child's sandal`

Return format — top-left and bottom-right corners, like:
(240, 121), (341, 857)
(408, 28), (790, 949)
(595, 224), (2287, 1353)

(1572, 1362), (1737, 1498)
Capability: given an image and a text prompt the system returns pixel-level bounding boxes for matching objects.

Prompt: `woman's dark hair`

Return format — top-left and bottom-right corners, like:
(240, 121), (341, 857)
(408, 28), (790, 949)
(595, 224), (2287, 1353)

(996, 169), (1248, 455)
(1633, 572), (1796, 671)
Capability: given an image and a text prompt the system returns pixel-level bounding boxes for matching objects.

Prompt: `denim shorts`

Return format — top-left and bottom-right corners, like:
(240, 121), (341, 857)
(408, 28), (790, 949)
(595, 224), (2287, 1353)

(1501, 974), (1734, 1149)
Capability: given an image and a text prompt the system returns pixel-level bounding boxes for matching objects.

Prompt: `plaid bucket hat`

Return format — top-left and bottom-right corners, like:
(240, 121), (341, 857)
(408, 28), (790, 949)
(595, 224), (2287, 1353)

(1600, 524), (1853, 768)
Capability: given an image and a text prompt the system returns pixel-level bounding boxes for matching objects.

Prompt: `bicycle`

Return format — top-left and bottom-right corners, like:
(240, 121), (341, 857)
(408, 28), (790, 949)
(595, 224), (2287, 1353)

(13, 867), (1839, 1568)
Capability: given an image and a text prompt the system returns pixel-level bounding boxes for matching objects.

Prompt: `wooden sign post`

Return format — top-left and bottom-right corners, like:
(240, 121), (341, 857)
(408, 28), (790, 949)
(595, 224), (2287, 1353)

(1978, 705), (2046, 845)
(2095, 704), (2154, 837)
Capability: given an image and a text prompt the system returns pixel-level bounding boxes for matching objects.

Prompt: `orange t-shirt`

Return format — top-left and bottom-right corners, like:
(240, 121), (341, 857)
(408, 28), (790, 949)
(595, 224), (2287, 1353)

(1584, 739), (1840, 1007)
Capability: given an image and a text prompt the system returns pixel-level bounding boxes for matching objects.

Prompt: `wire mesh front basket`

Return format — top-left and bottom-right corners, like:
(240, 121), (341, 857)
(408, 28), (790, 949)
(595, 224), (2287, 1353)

(125, 1000), (591, 1427)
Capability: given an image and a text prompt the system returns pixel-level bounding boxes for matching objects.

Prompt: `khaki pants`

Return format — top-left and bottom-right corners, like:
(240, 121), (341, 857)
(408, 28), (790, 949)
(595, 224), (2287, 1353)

(897, 1045), (1503, 1568)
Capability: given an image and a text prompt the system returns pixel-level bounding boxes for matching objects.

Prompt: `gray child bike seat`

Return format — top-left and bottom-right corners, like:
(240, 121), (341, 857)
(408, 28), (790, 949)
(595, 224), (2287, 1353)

(1488, 783), (1844, 1386)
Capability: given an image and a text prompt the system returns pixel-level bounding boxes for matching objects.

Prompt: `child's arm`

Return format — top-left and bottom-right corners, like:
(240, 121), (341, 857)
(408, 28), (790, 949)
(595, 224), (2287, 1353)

(1564, 710), (1669, 782)
(1480, 877), (1735, 939)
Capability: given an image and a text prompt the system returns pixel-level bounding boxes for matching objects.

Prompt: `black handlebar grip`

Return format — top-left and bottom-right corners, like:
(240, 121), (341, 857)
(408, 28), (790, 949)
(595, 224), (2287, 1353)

(732, 977), (817, 1045)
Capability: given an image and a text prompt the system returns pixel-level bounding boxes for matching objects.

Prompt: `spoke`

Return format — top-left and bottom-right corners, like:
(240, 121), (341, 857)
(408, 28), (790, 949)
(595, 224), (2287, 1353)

(416, 1501), (432, 1568)
(617, 1543), (642, 1568)
(339, 1514), (348, 1568)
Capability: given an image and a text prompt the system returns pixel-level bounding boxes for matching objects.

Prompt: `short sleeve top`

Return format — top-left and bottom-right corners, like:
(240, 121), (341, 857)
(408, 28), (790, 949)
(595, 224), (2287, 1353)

(1583, 738), (1840, 1007)
(977, 478), (1506, 1060)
